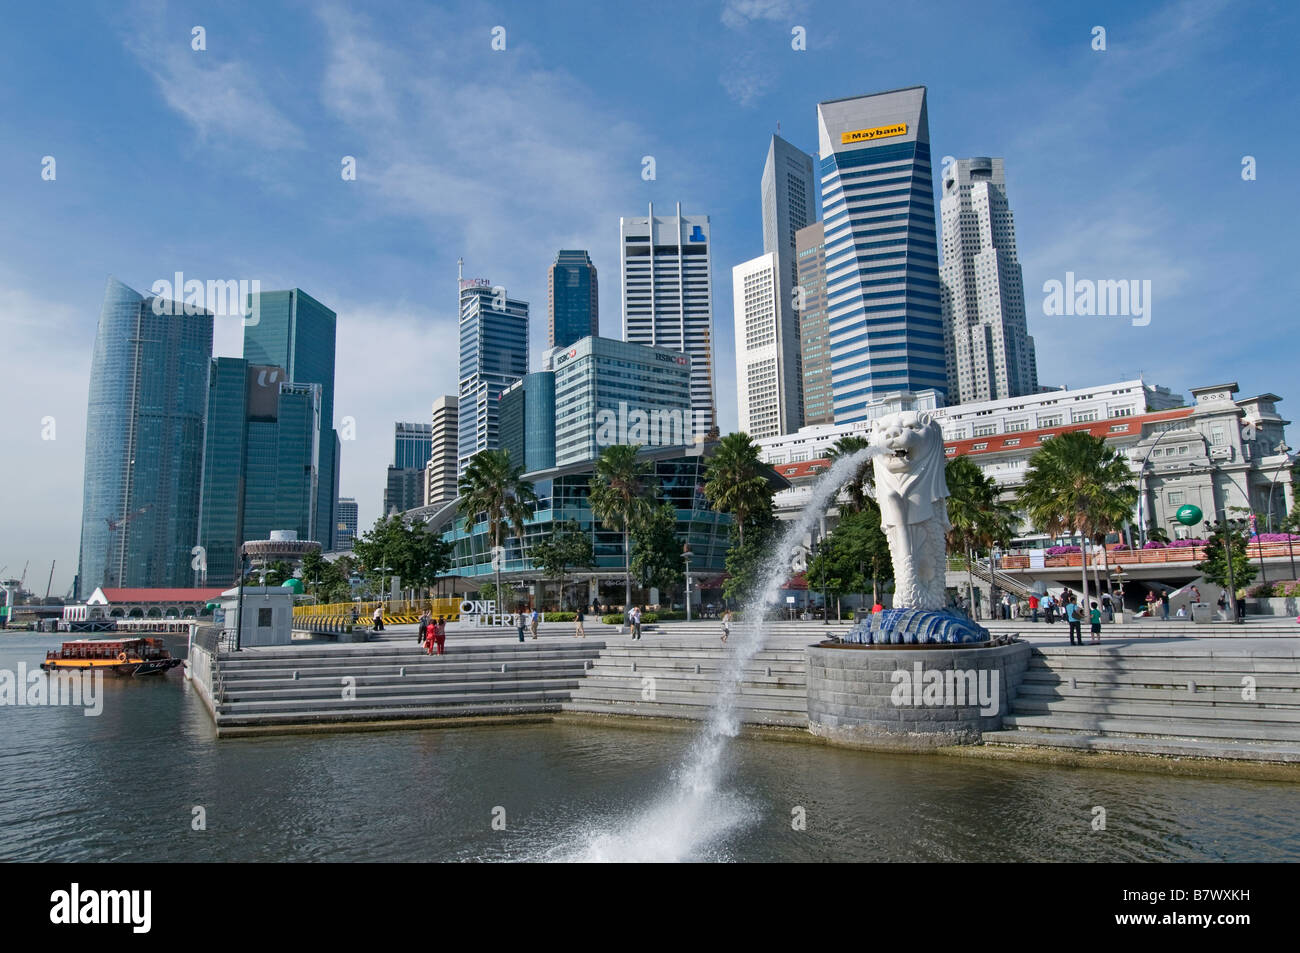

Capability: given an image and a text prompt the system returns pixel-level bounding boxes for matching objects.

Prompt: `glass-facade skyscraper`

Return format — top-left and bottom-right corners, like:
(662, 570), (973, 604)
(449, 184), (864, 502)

(500, 372), (557, 474)
(196, 358), (322, 585)
(549, 335), (692, 467)
(796, 222), (832, 426)
(394, 421), (433, 470)
(243, 288), (339, 550)
(816, 87), (947, 422)
(336, 497), (358, 550)
(457, 274), (529, 476)
(548, 250), (598, 349)
(76, 277), (213, 597)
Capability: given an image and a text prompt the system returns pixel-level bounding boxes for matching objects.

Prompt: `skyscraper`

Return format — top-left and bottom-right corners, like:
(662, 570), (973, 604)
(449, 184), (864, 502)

(385, 421), (433, 516)
(732, 253), (782, 438)
(425, 395), (459, 509)
(549, 336), (691, 467)
(500, 372), (557, 474)
(761, 134), (815, 432)
(457, 264), (529, 475)
(394, 421), (433, 470)
(336, 497), (358, 550)
(76, 277), (213, 597)
(939, 157), (1038, 403)
(796, 223), (833, 426)
(816, 87), (947, 422)
(243, 288), (340, 549)
(196, 358), (322, 584)
(620, 202), (716, 435)
(548, 250), (599, 349)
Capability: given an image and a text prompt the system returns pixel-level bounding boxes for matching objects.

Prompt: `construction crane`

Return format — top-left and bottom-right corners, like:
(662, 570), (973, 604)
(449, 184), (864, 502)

(45, 561), (56, 602)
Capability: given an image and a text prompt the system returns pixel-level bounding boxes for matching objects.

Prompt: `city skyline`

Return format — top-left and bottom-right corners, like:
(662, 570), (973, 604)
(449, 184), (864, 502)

(3, 0), (1297, 592)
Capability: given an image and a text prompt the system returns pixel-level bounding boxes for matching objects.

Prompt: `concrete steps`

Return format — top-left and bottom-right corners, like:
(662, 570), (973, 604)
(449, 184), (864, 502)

(212, 641), (605, 729)
(986, 643), (1300, 752)
(564, 643), (809, 727)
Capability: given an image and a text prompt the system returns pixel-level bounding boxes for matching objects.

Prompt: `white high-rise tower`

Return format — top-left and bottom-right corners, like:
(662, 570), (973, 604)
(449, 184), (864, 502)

(732, 252), (781, 438)
(620, 202), (717, 435)
(939, 157), (1038, 404)
(761, 135), (815, 433)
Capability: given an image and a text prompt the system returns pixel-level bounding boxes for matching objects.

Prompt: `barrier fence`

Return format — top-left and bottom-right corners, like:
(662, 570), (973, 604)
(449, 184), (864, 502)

(293, 598), (464, 629)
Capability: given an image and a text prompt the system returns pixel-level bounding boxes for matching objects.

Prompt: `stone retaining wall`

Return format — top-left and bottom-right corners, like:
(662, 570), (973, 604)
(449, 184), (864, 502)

(807, 641), (1031, 750)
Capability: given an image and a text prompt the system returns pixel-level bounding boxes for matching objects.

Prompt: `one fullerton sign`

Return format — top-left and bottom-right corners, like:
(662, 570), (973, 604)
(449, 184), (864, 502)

(459, 599), (511, 626)
(841, 123), (907, 144)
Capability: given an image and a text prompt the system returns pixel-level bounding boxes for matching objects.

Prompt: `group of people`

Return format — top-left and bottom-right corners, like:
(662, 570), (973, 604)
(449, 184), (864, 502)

(418, 612), (447, 655)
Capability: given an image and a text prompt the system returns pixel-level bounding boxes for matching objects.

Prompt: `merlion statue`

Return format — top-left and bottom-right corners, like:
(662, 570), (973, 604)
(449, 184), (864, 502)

(869, 411), (950, 611)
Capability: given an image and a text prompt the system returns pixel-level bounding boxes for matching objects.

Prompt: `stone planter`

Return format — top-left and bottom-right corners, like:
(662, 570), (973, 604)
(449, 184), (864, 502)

(806, 641), (1031, 751)
(1246, 596), (1300, 617)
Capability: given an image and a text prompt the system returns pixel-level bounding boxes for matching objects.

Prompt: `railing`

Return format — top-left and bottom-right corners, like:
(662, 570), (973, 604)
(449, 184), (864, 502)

(294, 598), (464, 625)
(995, 540), (1299, 569)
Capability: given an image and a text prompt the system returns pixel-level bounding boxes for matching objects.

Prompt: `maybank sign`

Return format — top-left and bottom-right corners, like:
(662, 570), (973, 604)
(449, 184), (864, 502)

(841, 123), (907, 145)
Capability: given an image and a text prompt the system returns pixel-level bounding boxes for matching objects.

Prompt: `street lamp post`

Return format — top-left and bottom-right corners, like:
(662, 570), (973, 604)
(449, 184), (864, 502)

(682, 542), (693, 622)
(234, 550), (249, 652)
(1205, 517), (1244, 625)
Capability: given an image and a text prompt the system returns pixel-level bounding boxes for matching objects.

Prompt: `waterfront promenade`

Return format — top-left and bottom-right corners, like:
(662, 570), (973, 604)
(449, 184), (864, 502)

(183, 616), (1300, 776)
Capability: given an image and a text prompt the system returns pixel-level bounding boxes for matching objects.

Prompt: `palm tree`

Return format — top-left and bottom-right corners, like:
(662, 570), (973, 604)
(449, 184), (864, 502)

(702, 431), (773, 547)
(945, 455), (1016, 617)
(457, 449), (538, 613)
(1018, 431), (1138, 605)
(827, 435), (875, 514)
(588, 444), (655, 609)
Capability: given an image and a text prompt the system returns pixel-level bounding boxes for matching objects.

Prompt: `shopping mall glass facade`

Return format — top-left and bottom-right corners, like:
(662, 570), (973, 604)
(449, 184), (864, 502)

(439, 450), (732, 597)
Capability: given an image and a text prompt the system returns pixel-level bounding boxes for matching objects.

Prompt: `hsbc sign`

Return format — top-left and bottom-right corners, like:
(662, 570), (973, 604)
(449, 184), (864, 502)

(655, 352), (688, 365)
(555, 347), (580, 367)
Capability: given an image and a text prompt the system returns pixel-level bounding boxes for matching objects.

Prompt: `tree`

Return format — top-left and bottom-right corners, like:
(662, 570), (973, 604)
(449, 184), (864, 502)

(1146, 523), (1170, 544)
(702, 431), (775, 548)
(529, 519), (594, 608)
(629, 502), (683, 601)
(946, 455), (1016, 614)
(588, 444), (655, 608)
(354, 514), (454, 599)
(1018, 431), (1137, 602)
(457, 449), (538, 611)
(261, 561), (293, 586)
(829, 506), (893, 606)
(722, 507), (780, 607)
(827, 435), (874, 514)
(1196, 521), (1258, 594)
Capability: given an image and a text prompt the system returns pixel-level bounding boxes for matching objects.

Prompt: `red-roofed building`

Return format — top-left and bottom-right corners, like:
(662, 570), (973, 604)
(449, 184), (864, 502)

(63, 587), (226, 622)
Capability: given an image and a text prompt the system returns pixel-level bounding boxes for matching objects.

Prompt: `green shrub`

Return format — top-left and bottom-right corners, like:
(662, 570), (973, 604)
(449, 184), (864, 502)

(1246, 582), (1277, 598)
(601, 612), (658, 624)
(544, 611), (576, 622)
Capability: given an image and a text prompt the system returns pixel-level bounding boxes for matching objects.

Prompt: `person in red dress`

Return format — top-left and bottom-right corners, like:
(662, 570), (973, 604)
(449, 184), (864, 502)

(424, 619), (437, 655)
(434, 616), (447, 655)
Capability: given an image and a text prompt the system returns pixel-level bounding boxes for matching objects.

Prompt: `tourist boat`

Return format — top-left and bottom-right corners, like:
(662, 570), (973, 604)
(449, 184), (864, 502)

(40, 638), (184, 677)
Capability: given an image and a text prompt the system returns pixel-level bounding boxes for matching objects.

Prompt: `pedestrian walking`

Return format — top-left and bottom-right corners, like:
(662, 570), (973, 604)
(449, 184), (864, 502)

(721, 609), (732, 643)
(1101, 592), (1113, 623)
(1217, 592), (1228, 620)
(1029, 594), (1040, 622)
(1043, 593), (1055, 624)
(423, 617), (437, 655)
(631, 606), (642, 640)
(1089, 600), (1102, 643)
(1000, 593), (1011, 620)
(373, 606), (384, 632)
(434, 615), (447, 655)
(574, 607), (586, 638)
(1066, 598), (1083, 646)
(516, 609), (526, 643)
(1236, 592), (1247, 620)
(417, 610), (430, 645)
(1160, 590), (1170, 621)
(530, 607), (540, 640)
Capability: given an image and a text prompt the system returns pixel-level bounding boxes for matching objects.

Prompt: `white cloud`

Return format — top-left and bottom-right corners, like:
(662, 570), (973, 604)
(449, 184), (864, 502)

(721, 0), (804, 31)
(121, 8), (303, 151)
(719, 51), (776, 108)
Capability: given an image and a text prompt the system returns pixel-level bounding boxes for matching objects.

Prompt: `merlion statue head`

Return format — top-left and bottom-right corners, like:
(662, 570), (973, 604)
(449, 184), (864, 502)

(869, 411), (949, 526)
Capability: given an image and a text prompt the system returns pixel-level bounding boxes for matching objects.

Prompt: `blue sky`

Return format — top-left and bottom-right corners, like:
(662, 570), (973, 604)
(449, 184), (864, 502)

(2, 0), (1297, 595)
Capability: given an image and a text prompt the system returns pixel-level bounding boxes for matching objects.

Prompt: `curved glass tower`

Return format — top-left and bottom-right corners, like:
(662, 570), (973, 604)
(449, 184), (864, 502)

(76, 277), (213, 597)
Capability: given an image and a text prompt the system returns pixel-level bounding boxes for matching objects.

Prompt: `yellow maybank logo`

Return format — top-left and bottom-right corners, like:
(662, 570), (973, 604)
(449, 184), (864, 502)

(841, 123), (907, 144)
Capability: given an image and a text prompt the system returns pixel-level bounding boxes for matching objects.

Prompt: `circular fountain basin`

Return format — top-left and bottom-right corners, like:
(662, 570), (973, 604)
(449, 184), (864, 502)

(806, 641), (1031, 751)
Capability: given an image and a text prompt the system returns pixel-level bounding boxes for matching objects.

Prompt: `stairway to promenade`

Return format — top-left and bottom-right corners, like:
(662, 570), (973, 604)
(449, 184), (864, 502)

(211, 639), (605, 731)
(982, 640), (1300, 762)
(563, 636), (812, 727)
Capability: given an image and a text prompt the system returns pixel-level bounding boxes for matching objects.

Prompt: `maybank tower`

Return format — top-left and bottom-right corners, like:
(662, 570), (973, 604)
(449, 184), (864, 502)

(816, 87), (947, 422)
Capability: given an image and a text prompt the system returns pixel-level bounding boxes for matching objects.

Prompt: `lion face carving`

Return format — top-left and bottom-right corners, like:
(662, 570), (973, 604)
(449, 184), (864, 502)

(868, 411), (950, 610)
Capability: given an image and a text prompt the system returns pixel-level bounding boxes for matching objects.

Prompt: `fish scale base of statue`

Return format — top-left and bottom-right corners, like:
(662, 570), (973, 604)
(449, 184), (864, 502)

(842, 608), (990, 645)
